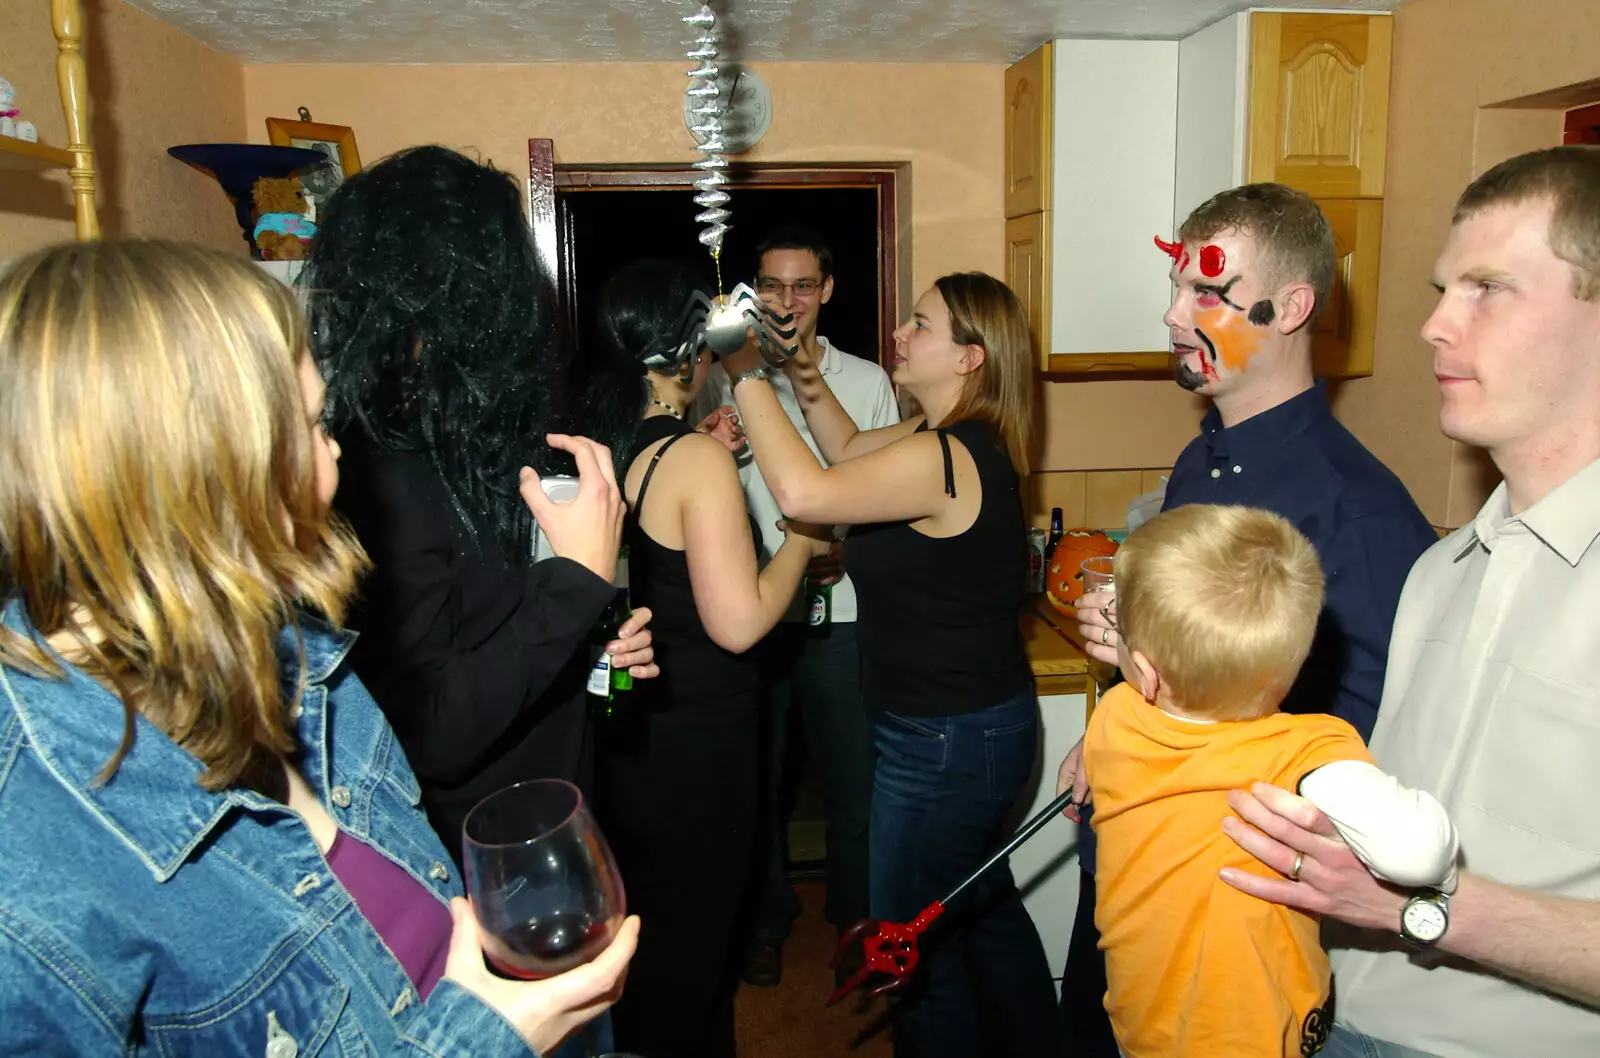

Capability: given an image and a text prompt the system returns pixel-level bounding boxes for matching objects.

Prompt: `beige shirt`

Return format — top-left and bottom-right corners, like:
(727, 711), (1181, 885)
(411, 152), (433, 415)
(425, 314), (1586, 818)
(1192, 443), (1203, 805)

(1332, 456), (1600, 1057)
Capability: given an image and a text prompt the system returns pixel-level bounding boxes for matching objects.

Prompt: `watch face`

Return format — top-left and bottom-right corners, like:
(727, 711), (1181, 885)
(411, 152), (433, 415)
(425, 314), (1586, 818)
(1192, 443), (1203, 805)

(682, 63), (772, 155)
(1403, 898), (1447, 942)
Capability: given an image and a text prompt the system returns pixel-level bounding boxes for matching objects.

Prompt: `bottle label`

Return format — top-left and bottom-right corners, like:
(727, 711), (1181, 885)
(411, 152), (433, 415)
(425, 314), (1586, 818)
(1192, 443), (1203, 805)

(587, 651), (613, 698)
(808, 593), (828, 626)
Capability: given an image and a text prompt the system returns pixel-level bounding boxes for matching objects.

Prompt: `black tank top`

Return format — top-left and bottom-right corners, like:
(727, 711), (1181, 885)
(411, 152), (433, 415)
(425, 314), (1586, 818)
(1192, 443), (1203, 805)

(845, 419), (1032, 716)
(625, 416), (758, 703)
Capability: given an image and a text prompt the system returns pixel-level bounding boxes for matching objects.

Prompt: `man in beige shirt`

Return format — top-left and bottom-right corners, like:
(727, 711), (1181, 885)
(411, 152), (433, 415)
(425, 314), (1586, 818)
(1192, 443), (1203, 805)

(1217, 145), (1600, 1057)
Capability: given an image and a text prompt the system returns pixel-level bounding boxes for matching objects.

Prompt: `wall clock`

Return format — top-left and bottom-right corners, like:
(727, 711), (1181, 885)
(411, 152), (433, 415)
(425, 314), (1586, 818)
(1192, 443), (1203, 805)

(683, 63), (772, 156)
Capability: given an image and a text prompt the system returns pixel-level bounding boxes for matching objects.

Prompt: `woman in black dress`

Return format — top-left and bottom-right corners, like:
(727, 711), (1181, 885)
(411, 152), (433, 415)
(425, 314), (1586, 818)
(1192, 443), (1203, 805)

(582, 259), (831, 1058)
(721, 273), (1060, 1058)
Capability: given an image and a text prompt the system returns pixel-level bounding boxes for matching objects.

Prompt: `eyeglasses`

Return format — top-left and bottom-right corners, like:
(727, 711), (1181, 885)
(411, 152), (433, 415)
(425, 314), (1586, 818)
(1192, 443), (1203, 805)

(757, 277), (824, 297)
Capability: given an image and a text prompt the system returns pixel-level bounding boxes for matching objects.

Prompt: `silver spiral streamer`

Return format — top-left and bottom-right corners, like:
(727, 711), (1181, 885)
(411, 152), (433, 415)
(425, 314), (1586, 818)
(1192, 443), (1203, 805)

(683, 4), (731, 266)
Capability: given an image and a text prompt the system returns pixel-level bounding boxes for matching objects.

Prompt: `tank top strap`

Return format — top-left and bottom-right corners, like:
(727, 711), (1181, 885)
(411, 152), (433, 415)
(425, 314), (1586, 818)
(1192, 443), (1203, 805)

(634, 431), (691, 520)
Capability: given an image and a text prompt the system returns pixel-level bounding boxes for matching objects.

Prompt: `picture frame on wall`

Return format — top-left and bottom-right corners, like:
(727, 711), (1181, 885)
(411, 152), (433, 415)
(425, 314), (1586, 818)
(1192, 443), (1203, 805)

(266, 111), (361, 214)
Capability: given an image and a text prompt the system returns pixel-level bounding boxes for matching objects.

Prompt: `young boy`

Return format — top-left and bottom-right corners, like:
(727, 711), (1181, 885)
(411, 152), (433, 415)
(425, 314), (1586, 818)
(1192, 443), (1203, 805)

(1084, 504), (1458, 1058)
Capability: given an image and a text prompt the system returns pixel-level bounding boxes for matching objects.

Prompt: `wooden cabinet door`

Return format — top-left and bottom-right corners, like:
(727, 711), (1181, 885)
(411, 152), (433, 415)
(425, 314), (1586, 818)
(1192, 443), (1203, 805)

(1005, 42), (1053, 218)
(1005, 211), (1051, 368)
(1310, 197), (1383, 379)
(1248, 13), (1392, 197)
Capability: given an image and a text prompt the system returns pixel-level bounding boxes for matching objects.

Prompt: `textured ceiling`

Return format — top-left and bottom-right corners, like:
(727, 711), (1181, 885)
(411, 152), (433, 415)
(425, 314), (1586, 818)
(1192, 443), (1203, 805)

(127, 0), (1402, 64)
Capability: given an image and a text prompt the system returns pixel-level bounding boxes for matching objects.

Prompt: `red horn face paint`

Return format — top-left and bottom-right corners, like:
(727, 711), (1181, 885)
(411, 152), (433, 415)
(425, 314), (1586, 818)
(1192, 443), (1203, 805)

(1154, 235), (1190, 273)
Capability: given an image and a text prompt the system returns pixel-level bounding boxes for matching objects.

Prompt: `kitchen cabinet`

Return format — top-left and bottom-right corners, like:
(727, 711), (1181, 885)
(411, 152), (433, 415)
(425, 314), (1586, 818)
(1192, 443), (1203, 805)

(1004, 11), (1391, 379)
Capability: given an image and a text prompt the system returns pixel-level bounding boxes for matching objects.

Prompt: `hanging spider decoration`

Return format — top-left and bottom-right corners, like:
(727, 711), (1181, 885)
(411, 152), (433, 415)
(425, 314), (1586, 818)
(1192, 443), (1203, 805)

(644, 286), (801, 373)
(683, 5), (731, 266)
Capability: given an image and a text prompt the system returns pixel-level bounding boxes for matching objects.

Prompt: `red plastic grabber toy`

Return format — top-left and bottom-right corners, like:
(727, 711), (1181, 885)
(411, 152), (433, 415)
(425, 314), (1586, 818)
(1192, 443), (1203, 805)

(826, 787), (1079, 1006)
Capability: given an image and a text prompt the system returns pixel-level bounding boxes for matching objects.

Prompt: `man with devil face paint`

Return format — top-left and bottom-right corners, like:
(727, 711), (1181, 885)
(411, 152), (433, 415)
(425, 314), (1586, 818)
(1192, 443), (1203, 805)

(1055, 183), (1438, 1057)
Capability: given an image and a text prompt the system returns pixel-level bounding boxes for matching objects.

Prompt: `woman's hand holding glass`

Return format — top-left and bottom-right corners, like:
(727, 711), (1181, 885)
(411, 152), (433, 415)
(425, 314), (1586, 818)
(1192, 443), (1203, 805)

(442, 897), (639, 1057)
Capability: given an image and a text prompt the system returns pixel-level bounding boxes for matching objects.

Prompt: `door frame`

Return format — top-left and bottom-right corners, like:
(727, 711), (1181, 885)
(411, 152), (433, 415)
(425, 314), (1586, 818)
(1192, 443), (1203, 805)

(529, 140), (909, 369)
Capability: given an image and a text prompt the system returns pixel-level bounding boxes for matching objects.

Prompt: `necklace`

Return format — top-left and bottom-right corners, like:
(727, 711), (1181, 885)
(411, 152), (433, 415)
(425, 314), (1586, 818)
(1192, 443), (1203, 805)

(649, 399), (684, 420)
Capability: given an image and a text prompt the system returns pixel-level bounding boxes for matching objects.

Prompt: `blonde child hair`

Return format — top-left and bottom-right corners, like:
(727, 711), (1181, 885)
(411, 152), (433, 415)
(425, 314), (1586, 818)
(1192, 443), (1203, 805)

(1115, 504), (1323, 720)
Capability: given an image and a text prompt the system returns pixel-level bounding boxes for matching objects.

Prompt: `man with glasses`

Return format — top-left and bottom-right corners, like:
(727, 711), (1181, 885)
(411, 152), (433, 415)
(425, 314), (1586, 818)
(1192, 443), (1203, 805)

(695, 225), (899, 986)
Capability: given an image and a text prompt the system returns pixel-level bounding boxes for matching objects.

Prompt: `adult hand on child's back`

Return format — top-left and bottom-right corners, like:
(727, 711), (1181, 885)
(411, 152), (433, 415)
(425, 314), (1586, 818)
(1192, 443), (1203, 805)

(442, 897), (639, 1056)
(520, 434), (624, 583)
(1055, 738), (1090, 822)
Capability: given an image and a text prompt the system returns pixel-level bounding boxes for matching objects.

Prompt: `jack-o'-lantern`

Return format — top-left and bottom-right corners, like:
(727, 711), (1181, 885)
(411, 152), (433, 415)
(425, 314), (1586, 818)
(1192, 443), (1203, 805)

(1045, 528), (1119, 616)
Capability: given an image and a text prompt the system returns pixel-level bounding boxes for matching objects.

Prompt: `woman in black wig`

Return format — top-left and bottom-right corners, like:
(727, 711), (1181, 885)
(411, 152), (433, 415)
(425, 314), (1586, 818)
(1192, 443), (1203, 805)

(303, 145), (658, 875)
(581, 258), (828, 1058)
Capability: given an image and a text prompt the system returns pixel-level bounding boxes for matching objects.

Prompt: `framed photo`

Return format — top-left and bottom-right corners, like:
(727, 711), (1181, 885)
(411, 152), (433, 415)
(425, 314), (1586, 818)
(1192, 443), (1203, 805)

(266, 115), (361, 210)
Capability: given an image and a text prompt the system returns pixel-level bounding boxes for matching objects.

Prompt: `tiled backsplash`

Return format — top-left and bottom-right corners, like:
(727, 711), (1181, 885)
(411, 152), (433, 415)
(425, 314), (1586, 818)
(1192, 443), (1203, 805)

(1027, 468), (1170, 530)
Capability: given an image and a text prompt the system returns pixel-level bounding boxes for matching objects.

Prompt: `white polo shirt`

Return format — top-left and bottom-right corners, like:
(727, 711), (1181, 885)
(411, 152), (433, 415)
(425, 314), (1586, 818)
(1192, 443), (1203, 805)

(695, 336), (899, 623)
(1331, 455), (1600, 1057)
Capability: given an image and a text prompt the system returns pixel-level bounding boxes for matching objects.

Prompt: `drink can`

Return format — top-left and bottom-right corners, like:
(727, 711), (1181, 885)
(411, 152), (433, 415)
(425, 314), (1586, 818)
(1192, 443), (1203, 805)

(1026, 528), (1048, 593)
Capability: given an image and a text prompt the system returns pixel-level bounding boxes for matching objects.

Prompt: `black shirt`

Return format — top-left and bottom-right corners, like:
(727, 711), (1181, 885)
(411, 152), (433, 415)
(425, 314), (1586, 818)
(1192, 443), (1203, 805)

(334, 443), (615, 865)
(847, 419), (1033, 717)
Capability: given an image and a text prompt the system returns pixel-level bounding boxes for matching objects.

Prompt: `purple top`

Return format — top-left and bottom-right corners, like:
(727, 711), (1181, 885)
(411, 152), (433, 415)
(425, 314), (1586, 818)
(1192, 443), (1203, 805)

(327, 830), (452, 998)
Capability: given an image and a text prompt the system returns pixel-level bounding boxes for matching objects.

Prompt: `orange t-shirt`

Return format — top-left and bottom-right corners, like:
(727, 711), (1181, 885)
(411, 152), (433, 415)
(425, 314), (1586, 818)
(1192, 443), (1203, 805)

(1085, 682), (1373, 1058)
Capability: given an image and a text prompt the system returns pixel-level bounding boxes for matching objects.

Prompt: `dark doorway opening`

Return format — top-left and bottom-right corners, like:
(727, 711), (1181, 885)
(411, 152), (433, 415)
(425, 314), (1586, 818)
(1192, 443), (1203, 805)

(558, 185), (882, 370)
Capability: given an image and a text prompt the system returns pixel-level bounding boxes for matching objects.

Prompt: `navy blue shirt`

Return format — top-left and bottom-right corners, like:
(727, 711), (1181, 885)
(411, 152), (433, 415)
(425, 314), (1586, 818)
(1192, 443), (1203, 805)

(1080, 382), (1435, 873)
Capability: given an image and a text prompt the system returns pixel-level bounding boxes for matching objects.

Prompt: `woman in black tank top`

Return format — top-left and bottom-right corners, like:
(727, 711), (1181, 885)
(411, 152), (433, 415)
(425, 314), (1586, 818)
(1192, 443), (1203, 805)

(723, 273), (1060, 1058)
(580, 260), (830, 1058)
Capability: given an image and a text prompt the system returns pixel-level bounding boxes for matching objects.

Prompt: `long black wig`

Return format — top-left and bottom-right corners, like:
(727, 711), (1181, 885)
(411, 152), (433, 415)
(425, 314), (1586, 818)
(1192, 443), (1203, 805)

(302, 145), (564, 561)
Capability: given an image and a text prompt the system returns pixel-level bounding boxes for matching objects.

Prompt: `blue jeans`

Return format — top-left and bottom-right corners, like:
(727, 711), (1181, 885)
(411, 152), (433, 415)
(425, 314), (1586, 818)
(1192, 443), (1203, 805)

(1320, 1025), (1444, 1058)
(870, 687), (1061, 1058)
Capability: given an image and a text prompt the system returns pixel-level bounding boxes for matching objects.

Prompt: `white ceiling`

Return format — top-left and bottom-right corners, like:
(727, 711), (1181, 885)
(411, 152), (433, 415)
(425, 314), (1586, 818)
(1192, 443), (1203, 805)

(129, 0), (1401, 64)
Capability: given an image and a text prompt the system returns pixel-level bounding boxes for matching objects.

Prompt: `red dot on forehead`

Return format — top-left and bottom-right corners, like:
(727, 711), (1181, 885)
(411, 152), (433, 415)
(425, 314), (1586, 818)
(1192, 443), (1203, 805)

(1199, 245), (1226, 277)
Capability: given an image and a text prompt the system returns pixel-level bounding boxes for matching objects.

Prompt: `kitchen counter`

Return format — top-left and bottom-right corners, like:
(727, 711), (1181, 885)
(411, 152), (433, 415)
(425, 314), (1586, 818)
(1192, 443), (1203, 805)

(1023, 597), (1091, 695)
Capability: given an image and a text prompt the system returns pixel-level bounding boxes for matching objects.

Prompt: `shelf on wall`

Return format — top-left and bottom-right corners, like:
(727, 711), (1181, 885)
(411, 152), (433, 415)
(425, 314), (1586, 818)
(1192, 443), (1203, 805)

(0, 137), (75, 170)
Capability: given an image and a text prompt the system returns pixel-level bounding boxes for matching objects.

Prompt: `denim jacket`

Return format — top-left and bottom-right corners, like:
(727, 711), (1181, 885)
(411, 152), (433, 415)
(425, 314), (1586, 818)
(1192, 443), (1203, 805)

(0, 603), (532, 1057)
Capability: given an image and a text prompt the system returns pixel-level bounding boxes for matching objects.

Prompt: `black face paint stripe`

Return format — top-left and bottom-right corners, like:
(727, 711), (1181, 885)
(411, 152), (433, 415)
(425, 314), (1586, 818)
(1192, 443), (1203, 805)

(1195, 276), (1245, 311)
(1196, 327), (1219, 364)
(1248, 299), (1276, 326)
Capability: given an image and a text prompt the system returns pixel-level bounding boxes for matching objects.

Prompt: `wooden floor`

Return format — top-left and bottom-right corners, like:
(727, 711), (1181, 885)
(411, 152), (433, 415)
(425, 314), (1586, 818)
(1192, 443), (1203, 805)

(733, 880), (895, 1057)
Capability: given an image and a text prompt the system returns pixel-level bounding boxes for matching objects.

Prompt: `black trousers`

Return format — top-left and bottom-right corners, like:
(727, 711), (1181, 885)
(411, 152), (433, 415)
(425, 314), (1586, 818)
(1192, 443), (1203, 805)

(1058, 868), (1120, 1057)
(595, 689), (760, 1058)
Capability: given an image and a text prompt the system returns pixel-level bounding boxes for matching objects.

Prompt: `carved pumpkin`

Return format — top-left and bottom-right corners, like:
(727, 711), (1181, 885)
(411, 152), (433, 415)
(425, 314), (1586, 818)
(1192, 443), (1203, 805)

(1045, 528), (1119, 616)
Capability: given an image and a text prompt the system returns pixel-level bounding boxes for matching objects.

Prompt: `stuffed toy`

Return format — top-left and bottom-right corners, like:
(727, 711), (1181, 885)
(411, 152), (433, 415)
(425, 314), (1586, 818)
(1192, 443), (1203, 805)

(1045, 528), (1119, 616)
(252, 176), (318, 261)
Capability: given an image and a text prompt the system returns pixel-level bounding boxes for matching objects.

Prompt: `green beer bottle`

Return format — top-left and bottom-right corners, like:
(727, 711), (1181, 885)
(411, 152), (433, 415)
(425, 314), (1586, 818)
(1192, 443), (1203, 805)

(587, 546), (633, 719)
(805, 576), (833, 636)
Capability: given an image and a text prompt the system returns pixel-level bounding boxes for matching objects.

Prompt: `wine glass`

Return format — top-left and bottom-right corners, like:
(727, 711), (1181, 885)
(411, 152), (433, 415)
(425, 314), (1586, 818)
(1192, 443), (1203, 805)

(462, 779), (627, 979)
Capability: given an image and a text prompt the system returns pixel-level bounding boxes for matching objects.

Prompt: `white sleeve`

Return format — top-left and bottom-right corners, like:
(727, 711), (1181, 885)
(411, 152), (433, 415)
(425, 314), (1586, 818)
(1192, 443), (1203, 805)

(1299, 759), (1459, 892)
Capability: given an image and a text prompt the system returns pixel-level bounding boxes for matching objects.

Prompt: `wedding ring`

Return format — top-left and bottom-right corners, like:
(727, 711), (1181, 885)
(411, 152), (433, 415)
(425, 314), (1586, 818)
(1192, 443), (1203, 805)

(1290, 852), (1304, 881)
(1101, 627), (1111, 646)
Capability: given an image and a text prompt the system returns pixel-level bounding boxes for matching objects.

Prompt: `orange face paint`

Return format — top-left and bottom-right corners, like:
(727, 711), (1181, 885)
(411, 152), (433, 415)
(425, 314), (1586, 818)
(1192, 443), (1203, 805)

(1194, 304), (1265, 373)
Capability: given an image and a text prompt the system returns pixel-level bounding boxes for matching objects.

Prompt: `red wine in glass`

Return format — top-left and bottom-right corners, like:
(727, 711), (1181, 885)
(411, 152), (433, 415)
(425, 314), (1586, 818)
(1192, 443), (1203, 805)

(463, 779), (627, 980)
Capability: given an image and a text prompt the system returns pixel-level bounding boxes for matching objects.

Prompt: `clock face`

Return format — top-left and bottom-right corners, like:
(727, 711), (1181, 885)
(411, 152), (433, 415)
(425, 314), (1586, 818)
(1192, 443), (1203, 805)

(1402, 899), (1446, 941)
(683, 63), (772, 156)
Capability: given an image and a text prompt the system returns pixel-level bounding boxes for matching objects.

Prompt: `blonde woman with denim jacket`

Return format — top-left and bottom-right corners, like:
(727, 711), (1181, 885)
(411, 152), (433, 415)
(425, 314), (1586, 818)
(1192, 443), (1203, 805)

(0, 241), (637, 1056)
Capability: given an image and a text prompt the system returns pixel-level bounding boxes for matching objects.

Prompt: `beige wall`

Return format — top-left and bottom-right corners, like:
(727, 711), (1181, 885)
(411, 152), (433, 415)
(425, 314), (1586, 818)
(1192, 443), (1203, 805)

(242, 61), (1208, 474)
(1339, 0), (1600, 526)
(243, 62), (1003, 298)
(0, 0), (247, 258)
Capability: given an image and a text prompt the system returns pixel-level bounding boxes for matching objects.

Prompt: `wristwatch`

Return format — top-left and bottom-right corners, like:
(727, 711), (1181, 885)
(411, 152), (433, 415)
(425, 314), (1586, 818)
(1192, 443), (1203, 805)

(728, 365), (771, 388)
(1399, 888), (1451, 947)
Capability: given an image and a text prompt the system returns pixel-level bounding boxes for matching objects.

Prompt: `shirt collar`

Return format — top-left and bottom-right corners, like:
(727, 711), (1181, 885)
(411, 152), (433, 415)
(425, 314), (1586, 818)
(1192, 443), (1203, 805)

(0, 601), (355, 881)
(816, 335), (843, 376)
(1199, 381), (1330, 464)
(1458, 455), (1600, 566)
